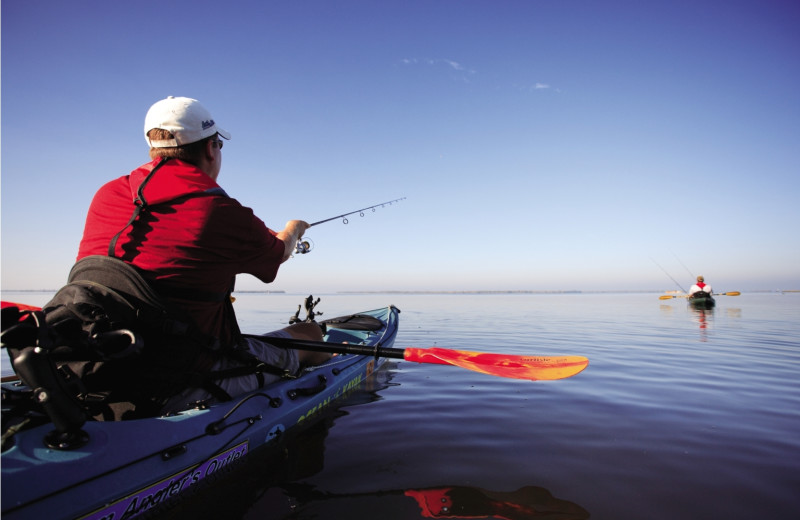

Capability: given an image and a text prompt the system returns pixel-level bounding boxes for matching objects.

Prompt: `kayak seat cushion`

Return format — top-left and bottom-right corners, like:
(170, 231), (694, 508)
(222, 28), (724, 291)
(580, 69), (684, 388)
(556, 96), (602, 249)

(322, 314), (384, 331)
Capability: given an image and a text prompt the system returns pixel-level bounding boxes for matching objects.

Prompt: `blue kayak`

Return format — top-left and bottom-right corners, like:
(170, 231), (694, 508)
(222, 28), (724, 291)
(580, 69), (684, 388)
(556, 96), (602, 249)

(1, 305), (400, 520)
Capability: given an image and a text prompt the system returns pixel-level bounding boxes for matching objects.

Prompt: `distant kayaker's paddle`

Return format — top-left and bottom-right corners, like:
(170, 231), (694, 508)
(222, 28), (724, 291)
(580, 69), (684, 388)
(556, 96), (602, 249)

(658, 291), (740, 300)
(267, 337), (588, 381)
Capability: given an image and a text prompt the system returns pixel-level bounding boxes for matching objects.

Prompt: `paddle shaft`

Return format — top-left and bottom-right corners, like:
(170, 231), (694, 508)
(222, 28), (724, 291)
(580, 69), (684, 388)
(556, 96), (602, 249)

(659, 291), (740, 300)
(3, 301), (589, 381)
(267, 336), (404, 359)
(267, 336), (571, 365)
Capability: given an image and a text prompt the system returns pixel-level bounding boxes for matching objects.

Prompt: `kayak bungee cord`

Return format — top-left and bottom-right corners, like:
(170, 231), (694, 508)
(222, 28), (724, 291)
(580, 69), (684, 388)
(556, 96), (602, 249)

(3, 393), (268, 517)
(204, 391), (281, 435)
(294, 197), (406, 254)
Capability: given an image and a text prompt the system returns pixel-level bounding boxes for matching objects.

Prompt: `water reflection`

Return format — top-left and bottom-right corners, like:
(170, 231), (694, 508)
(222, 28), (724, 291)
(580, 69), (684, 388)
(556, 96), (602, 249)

(725, 307), (742, 318)
(403, 485), (589, 519)
(279, 481), (589, 519)
(150, 368), (396, 520)
(151, 365), (589, 519)
(689, 306), (713, 341)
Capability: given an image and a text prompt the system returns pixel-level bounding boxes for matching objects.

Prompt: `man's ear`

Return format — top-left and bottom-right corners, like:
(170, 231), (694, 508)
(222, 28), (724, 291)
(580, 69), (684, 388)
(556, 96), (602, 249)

(204, 138), (216, 161)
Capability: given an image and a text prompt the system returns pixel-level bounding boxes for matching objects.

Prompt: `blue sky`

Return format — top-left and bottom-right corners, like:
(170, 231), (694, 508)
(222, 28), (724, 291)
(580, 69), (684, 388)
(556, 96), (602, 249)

(2, 0), (798, 293)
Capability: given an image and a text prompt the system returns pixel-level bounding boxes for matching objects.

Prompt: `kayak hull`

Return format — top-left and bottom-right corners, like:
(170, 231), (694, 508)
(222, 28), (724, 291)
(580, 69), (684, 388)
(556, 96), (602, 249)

(688, 292), (715, 308)
(1, 305), (399, 520)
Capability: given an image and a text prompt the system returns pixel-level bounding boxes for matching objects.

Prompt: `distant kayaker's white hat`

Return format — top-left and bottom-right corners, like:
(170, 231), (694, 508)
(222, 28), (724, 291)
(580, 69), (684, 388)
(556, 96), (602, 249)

(144, 96), (231, 148)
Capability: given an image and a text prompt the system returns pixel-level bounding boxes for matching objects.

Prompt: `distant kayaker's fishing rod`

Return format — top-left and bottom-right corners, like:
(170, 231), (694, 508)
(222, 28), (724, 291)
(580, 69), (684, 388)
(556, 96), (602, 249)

(651, 257), (688, 293)
(295, 197), (406, 254)
(672, 252), (695, 279)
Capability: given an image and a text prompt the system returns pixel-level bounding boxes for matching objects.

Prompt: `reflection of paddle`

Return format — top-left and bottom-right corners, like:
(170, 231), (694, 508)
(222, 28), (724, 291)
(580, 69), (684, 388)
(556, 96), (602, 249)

(283, 483), (590, 520)
(659, 292), (740, 300)
(268, 337), (589, 381)
(406, 486), (590, 520)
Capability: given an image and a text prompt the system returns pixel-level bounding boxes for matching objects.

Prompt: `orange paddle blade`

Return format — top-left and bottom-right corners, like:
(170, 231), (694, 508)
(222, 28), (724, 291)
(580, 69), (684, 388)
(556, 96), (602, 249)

(403, 347), (589, 381)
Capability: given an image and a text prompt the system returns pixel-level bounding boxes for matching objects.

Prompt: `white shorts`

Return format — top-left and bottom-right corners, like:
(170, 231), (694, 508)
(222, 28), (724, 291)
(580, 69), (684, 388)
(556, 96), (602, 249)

(161, 330), (301, 414)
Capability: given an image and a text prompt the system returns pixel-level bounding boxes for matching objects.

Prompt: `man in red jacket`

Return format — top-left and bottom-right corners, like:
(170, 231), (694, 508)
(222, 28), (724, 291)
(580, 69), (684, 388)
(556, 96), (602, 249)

(77, 96), (329, 412)
(688, 275), (713, 296)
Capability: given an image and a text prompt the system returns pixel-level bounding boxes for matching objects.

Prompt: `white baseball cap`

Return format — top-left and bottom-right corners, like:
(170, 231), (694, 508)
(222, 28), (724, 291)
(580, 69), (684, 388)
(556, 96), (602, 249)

(144, 96), (231, 148)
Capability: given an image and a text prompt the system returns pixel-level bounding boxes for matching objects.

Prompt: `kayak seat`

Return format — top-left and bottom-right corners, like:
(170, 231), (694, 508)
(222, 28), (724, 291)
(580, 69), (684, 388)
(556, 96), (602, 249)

(2, 256), (285, 427)
(322, 314), (384, 331)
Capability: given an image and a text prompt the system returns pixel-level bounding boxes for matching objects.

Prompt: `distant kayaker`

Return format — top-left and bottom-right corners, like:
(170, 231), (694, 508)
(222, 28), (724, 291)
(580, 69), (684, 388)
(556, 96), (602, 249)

(76, 96), (330, 412)
(688, 276), (713, 296)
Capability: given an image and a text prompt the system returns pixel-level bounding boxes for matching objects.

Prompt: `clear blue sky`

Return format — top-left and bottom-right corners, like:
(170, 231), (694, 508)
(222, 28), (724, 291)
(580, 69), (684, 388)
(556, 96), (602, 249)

(2, 0), (798, 293)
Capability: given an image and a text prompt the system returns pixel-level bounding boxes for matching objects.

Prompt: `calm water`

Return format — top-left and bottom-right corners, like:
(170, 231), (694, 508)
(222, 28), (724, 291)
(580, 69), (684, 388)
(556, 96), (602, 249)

(2, 291), (799, 519)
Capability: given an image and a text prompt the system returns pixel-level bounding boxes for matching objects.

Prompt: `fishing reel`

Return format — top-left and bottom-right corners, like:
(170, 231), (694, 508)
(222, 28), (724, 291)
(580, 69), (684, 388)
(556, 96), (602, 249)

(294, 238), (314, 255)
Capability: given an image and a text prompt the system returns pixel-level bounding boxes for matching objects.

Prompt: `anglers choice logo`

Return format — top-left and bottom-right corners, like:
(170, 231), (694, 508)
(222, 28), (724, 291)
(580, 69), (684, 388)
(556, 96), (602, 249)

(80, 442), (248, 520)
(201, 119), (215, 130)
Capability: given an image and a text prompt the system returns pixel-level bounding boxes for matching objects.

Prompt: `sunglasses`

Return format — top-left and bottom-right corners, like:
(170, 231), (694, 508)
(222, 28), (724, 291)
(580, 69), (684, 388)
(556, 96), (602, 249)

(211, 139), (224, 149)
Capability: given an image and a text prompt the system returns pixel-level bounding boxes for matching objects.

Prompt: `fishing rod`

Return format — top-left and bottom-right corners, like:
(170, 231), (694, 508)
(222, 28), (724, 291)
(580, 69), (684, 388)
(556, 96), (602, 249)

(294, 197), (406, 254)
(309, 197), (406, 227)
(650, 257), (688, 294)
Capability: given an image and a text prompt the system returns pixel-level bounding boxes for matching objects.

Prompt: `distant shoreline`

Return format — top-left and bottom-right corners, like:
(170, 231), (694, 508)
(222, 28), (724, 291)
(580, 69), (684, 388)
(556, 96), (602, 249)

(3, 289), (798, 294)
(335, 289), (800, 294)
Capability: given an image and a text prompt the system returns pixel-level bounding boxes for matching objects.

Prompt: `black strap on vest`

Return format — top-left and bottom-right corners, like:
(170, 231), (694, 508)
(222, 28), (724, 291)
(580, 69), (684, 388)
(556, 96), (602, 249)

(105, 158), (229, 304)
(108, 157), (170, 258)
(96, 159), (286, 405)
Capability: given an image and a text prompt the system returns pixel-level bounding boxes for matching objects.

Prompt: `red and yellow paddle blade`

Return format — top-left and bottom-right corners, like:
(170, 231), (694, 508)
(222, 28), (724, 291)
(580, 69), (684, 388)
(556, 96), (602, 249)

(1, 301), (42, 311)
(403, 347), (589, 381)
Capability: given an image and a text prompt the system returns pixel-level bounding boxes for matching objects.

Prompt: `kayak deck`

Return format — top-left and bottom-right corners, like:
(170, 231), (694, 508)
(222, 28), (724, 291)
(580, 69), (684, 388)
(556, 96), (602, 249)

(1, 305), (400, 520)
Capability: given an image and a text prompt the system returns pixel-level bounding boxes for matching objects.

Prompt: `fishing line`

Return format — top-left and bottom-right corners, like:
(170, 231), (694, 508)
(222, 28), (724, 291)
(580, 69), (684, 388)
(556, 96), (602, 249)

(671, 252), (695, 279)
(295, 197), (405, 254)
(650, 257), (687, 293)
